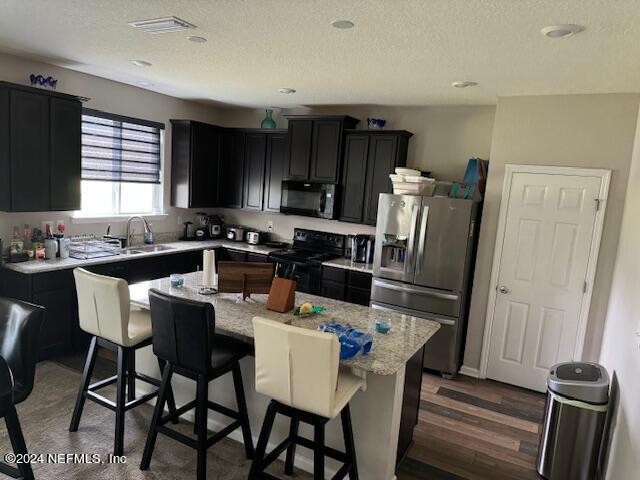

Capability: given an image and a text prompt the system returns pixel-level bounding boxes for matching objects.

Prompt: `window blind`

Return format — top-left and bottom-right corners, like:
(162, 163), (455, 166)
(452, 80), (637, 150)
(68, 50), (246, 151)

(81, 109), (164, 184)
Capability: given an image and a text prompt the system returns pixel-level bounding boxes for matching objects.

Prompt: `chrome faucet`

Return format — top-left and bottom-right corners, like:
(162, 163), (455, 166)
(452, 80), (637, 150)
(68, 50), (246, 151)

(126, 216), (152, 247)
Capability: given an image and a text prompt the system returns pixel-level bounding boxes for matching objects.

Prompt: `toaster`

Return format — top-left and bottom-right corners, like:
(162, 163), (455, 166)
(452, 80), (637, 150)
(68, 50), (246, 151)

(225, 226), (245, 242)
(246, 230), (269, 245)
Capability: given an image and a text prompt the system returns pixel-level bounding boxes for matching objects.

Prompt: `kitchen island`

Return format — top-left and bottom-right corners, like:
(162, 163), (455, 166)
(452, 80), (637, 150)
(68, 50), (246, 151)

(129, 271), (439, 480)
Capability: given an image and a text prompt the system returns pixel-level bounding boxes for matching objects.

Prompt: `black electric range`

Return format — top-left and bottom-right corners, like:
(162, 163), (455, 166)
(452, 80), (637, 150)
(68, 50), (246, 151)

(268, 228), (346, 295)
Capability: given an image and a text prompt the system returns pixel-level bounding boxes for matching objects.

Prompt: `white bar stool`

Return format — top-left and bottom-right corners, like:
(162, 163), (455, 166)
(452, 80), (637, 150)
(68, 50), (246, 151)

(69, 267), (178, 456)
(249, 316), (364, 480)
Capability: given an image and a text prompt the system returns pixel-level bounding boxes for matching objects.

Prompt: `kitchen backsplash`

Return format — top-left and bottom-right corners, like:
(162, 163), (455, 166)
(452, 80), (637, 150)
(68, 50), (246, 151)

(1, 208), (375, 251)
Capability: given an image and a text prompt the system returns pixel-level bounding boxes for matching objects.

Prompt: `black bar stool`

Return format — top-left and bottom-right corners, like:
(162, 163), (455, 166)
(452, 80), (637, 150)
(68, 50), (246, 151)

(249, 316), (364, 480)
(70, 268), (178, 456)
(140, 289), (254, 480)
(0, 297), (44, 480)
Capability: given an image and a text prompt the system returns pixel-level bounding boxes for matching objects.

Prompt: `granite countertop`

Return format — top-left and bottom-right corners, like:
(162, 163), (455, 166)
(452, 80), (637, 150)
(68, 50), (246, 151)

(2, 240), (281, 274)
(322, 257), (374, 274)
(129, 271), (439, 376)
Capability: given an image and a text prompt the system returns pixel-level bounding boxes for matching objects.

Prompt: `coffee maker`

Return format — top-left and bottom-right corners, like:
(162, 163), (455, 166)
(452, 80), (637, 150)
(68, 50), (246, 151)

(351, 234), (375, 264)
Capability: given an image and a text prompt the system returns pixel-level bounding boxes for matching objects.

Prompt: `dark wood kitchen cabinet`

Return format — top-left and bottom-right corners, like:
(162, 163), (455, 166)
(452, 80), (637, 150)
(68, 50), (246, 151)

(263, 132), (288, 212)
(220, 129), (245, 208)
(0, 81), (82, 212)
(340, 130), (413, 225)
(243, 132), (267, 210)
(50, 97), (82, 210)
(284, 115), (359, 183)
(170, 119), (224, 208)
(320, 266), (372, 306)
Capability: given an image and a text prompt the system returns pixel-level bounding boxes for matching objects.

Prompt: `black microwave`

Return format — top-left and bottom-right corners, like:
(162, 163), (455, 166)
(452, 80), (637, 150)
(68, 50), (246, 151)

(280, 181), (338, 219)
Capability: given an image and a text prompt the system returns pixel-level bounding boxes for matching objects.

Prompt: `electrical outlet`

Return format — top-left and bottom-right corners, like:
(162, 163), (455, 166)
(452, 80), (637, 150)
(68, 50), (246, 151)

(267, 220), (274, 232)
(636, 331), (640, 349)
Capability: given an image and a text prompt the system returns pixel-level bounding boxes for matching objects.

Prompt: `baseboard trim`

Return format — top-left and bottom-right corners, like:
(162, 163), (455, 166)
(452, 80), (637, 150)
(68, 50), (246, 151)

(458, 365), (481, 378)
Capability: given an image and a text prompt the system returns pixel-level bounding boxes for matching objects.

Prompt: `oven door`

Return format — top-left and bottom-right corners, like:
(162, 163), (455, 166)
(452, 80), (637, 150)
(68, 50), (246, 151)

(280, 181), (337, 219)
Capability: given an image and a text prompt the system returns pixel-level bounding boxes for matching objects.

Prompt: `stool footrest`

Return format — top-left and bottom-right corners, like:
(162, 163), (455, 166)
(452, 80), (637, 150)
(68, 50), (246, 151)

(88, 375), (118, 391)
(161, 400), (197, 425)
(294, 435), (348, 462)
(208, 400), (240, 420)
(85, 386), (158, 412)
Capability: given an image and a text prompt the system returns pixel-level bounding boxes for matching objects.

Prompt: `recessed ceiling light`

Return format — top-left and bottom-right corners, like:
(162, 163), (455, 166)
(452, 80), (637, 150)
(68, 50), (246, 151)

(452, 81), (478, 89)
(331, 20), (355, 29)
(541, 24), (584, 39)
(137, 81), (154, 87)
(278, 88), (296, 94)
(129, 16), (196, 34)
(187, 35), (207, 43)
(131, 60), (152, 67)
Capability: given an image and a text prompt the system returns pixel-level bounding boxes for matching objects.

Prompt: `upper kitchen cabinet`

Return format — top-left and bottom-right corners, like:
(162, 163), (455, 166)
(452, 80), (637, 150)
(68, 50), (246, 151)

(170, 119), (224, 209)
(243, 132), (267, 210)
(242, 129), (288, 211)
(220, 129), (245, 208)
(340, 130), (413, 225)
(0, 81), (82, 212)
(263, 132), (288, 212)
(284, 115), (359, 183)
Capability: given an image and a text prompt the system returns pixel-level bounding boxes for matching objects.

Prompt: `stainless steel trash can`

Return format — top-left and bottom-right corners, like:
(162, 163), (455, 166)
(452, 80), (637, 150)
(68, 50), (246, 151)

(537, 362), (609, 480)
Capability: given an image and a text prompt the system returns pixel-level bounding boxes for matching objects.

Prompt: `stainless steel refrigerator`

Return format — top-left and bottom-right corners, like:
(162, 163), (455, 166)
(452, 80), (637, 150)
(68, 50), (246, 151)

(371, 194), (479, 376)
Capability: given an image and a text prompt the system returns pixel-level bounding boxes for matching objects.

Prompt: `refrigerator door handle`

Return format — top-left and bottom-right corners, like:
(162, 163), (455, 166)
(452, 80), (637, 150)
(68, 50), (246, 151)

(370, 301), (456, 326)
(405, 203), (420, 278)
(415, 205), (429, 276)
(372, 278), (459, 301)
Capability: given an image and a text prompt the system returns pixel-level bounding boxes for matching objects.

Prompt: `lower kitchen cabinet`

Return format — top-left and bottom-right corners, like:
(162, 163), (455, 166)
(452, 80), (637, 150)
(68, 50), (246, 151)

(0, 250), (207, 360)
(320, 266), (372, 306)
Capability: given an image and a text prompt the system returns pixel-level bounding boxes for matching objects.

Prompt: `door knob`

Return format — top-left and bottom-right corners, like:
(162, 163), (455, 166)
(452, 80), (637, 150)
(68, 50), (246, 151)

(498, 285), (510, 294)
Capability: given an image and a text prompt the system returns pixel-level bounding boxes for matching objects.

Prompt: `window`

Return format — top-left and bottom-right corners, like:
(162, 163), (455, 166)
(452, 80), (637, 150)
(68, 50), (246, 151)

(77, 109), (164, 217)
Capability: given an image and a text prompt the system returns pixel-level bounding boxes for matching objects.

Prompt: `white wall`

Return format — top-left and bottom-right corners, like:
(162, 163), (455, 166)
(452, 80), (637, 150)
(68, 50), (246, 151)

(468, 94), (640, 371)
(216, 105), (495, 239)
(598, 106), (640, 479)
(0, 51), (221, 242)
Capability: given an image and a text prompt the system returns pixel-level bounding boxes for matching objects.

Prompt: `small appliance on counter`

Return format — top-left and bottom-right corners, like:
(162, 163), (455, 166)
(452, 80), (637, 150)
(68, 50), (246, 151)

(225, 225), (245, 242)
(350, 234), (375, 264)
(246, 230), (269, 245)
(194, 212), (209, 240)
(208, 215), (224, 239)
(182, 221), (195, 240)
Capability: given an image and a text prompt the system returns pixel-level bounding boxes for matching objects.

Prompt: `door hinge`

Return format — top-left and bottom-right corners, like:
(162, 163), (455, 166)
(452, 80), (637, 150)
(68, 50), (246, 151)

(595, 198), (602, 211)
(583, 281), (588, 293)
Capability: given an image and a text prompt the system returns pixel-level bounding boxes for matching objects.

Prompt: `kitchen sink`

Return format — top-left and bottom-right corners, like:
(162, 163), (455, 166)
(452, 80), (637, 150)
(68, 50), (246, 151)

(122, 244), (175, 255)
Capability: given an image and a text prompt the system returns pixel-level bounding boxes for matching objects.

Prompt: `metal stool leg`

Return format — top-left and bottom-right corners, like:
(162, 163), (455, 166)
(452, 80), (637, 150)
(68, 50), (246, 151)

(249, 401), (278, 479)
(4, 406), (34, 480)
(140, 363), (173, 470)
(341, 404), (359, 480)
(232, 363), (254, 459)
(284, 417), (299, 475)
(114, 346), (127, 456)
(313, 420), (325, 480)
(69, 336), (98, 432)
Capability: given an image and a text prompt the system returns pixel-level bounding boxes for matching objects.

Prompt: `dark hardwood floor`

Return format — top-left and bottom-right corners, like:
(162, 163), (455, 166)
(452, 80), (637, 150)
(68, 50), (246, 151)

(397, 373), (546, 480)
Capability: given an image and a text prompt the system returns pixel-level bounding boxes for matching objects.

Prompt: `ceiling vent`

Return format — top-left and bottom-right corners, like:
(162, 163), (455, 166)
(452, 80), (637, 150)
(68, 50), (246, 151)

(128, 16), (196, 34)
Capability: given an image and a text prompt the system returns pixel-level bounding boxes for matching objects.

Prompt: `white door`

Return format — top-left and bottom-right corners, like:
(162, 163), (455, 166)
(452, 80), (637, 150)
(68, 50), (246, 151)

(486, 171), (603, 391)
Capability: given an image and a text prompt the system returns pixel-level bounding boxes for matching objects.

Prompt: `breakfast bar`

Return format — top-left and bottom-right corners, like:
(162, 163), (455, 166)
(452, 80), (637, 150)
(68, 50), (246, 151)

(129, 271), (439, 480)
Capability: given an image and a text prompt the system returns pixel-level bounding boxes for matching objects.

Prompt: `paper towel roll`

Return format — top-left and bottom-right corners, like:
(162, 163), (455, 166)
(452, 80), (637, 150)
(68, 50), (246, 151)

(202, 249), (217, 287)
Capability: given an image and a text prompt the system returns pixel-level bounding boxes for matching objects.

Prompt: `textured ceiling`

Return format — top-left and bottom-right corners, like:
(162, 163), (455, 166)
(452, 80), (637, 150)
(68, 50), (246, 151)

(1, 0), (639, 107)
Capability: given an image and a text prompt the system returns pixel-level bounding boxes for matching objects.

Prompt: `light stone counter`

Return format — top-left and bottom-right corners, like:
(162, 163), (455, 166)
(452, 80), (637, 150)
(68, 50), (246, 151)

(2, 240), (281, 274)
(321, 257), (374, 274)
(130, 271), (439, 480)
(129, 271), (438, 376)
